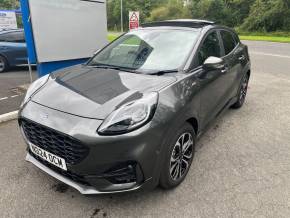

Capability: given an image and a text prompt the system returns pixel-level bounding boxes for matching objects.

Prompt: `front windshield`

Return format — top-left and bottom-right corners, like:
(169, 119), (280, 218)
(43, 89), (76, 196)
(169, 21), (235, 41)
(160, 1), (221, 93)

(88, 29), (200, 73)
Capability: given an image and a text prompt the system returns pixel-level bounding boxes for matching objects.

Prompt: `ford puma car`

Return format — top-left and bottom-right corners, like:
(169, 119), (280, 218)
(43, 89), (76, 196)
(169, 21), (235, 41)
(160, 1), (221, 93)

(19, 20), (251, 194)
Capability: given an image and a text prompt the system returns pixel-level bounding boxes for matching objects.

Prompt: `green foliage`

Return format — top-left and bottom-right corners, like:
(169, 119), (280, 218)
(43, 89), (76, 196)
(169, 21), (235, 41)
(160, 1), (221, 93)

(224, 0), (255, 27)
(106, 0), (290, 33)
(2, 0), (289, 34)
(189, 0), (233, 26)
(241, 0), (290, 31)
(0, 0), (19, 10)
(107, 0), (166, 31)
(147, 0), (191, 22)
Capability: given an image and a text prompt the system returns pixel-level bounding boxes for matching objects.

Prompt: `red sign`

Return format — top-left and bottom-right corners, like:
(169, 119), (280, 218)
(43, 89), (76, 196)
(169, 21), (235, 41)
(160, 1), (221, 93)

(129, 11), (139, 30)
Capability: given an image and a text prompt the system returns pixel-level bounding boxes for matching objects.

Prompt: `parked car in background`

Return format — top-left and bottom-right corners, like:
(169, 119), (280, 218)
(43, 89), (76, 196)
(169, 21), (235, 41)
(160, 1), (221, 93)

(0, 29), (28, 73)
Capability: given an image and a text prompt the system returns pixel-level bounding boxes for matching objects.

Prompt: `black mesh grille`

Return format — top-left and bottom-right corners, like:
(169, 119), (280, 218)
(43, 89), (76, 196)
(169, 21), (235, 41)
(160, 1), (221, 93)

(20, 118), (89, 165)
(29, 150), (90, 186)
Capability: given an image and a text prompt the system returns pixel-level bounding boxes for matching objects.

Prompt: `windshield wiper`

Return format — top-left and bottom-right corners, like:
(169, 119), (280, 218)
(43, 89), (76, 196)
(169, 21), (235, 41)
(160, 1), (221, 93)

(90, 64), (120, 70)
(89, 64), (137, 73)
(148, 69), (179, 75)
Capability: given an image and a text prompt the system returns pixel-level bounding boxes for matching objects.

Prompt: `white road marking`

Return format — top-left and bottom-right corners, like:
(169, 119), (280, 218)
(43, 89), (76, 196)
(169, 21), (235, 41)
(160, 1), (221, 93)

(0, 97), (8, 101)
(251, 52), (290, 59)
(0, 94), (24, 101)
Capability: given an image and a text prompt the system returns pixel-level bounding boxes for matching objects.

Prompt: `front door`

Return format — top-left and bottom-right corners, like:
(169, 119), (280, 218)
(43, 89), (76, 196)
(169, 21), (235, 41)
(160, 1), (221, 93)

(194, 30), (227, 129)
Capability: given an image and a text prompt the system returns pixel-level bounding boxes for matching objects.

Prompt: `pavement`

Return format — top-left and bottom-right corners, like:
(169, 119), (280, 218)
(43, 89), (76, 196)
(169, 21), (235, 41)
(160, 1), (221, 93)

(0, 67), (37, 115)
(0, 41), (290, 218)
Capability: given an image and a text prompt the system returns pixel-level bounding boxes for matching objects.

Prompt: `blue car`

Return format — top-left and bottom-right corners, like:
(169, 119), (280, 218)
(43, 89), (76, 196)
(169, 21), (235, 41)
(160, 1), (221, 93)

(0, 29), (28, 73)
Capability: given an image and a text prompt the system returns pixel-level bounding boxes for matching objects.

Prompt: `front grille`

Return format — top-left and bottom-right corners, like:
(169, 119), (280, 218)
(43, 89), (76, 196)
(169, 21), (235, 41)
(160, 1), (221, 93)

(20, 118), (89, 165)
(29, 150), (91, 186)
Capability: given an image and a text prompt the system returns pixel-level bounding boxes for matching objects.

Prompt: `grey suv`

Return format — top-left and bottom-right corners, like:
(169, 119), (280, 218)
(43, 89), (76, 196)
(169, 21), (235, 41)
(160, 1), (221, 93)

(19, 20), (251, 194)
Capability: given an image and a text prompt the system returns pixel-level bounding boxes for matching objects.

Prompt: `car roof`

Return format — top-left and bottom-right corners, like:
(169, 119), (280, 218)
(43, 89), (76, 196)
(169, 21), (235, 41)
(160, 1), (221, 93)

(142, 19), (216, 29)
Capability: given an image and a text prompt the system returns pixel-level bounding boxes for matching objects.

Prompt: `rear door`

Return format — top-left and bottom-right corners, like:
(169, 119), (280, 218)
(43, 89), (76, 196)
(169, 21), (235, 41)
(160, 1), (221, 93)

(219, 30), (244, 100)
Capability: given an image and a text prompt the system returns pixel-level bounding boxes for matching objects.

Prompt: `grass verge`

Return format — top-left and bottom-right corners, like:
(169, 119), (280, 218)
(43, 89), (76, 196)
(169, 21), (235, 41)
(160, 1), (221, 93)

(239, 35), (290, 43)
(108, 33), (121, 42)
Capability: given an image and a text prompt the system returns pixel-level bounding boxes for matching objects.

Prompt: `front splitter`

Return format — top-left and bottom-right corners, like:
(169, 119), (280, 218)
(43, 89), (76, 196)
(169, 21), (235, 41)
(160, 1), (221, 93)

(25, 153), (144, 195)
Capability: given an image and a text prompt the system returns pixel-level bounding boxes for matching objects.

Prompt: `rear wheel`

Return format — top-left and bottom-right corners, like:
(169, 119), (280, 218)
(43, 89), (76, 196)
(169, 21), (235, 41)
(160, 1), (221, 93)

(0, 56), (9, 73)
(159, 123), (196, 189)
(231, 74), (249, 109)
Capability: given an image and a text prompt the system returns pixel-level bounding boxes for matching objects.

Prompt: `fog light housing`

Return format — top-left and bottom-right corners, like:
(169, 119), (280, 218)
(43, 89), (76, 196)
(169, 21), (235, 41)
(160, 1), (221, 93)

(100, 162), (144, 185)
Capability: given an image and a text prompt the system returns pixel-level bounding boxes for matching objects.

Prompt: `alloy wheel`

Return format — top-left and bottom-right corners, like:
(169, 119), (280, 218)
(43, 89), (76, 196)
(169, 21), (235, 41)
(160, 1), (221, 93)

(0, 59), (5, 72)
(239, 76), (249, 104)
(170, 132), (194, 181)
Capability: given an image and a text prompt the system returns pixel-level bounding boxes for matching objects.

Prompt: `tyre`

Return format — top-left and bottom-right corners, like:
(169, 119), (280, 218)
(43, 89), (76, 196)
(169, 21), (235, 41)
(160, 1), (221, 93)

(231, 74), (249, 109)
(0, 56), (9, 73)
(159, 123), (196, 189)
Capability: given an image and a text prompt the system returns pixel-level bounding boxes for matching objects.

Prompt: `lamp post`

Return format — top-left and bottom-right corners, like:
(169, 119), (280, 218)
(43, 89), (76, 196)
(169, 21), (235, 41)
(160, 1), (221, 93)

(120, 0), (123, 32)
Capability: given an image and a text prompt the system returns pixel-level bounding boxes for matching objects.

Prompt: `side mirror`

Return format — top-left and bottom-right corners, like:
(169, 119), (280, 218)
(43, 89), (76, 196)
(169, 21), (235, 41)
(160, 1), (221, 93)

(203, 56), (224, 70)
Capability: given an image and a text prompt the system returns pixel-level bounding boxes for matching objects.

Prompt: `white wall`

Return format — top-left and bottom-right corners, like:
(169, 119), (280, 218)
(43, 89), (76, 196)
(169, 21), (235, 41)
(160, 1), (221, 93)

(29, 0), (108, 63)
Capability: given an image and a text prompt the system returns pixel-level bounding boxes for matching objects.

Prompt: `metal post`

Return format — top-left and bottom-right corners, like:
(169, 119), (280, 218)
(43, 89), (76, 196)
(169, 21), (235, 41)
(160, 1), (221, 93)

(121, 0), (123, 32)
(27, 58), (33, 83)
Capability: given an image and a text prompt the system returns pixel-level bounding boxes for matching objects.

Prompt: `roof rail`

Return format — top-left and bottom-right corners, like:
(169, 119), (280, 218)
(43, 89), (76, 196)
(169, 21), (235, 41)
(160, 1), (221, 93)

(142, 19), (216, 28)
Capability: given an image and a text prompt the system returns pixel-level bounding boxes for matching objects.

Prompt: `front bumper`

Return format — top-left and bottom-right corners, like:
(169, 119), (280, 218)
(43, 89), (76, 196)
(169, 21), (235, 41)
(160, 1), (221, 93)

(26, 153), (150, 194)
(19, 101), (165, 194)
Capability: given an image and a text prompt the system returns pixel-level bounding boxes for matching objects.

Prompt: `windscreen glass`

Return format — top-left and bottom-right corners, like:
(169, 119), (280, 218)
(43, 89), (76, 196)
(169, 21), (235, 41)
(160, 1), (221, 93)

(88, 29), (200, 73)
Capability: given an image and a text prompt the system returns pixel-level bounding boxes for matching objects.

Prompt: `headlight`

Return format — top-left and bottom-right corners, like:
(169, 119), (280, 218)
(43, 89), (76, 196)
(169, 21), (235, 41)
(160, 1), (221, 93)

(20, 74), (50, 108)
(98, 92), (158, 135)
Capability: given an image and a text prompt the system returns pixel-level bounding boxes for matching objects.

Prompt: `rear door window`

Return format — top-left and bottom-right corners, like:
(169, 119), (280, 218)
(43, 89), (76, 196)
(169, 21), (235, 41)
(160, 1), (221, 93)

(0, 31), (25, 43)
(220, 30), (237, 55)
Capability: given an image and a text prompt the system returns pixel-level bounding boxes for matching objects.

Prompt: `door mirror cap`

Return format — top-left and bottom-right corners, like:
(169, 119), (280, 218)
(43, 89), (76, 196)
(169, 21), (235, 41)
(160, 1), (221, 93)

(203, 56), (224, 70)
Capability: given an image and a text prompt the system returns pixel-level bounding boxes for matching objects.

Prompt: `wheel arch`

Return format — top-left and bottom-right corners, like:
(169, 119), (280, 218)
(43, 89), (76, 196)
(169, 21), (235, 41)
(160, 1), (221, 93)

(186, 117), (199, 135)
(0, 54), (10, 72)
(0, 53), (9, 65)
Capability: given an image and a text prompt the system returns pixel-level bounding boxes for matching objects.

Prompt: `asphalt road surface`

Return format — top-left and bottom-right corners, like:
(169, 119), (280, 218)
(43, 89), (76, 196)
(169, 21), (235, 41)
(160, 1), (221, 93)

(0, 67), (37, 115)
(0, 41), (290, 218)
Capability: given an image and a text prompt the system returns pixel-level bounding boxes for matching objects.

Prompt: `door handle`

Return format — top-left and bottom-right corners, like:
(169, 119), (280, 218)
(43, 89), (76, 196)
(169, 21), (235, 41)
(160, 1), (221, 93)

(220, 65), (228, 74)
(239, 55), (246, 61)
(221, 68), (228, 74)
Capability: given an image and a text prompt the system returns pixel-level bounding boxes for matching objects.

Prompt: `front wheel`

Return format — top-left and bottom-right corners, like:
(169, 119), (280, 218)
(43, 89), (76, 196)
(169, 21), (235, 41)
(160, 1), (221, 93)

(0, 56), (9, 73)
(231, 74), (249, 109)
(159, 123), (196, 189)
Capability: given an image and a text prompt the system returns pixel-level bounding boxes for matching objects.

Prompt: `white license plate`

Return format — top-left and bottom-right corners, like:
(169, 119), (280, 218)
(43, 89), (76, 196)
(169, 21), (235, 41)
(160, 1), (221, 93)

(29, 143), (67, 171)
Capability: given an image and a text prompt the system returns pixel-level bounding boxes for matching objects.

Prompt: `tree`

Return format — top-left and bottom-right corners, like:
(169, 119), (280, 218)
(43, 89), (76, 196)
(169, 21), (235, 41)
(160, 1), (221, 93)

(147, 0), (191, 22)
(0, 0), (19, 10)
(189, 0), (233, 26)
(105, 0), (290, 32)
(224, 0), (255, 27)
(107, 0), (166, 31)
(241, 0), (290, 31)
